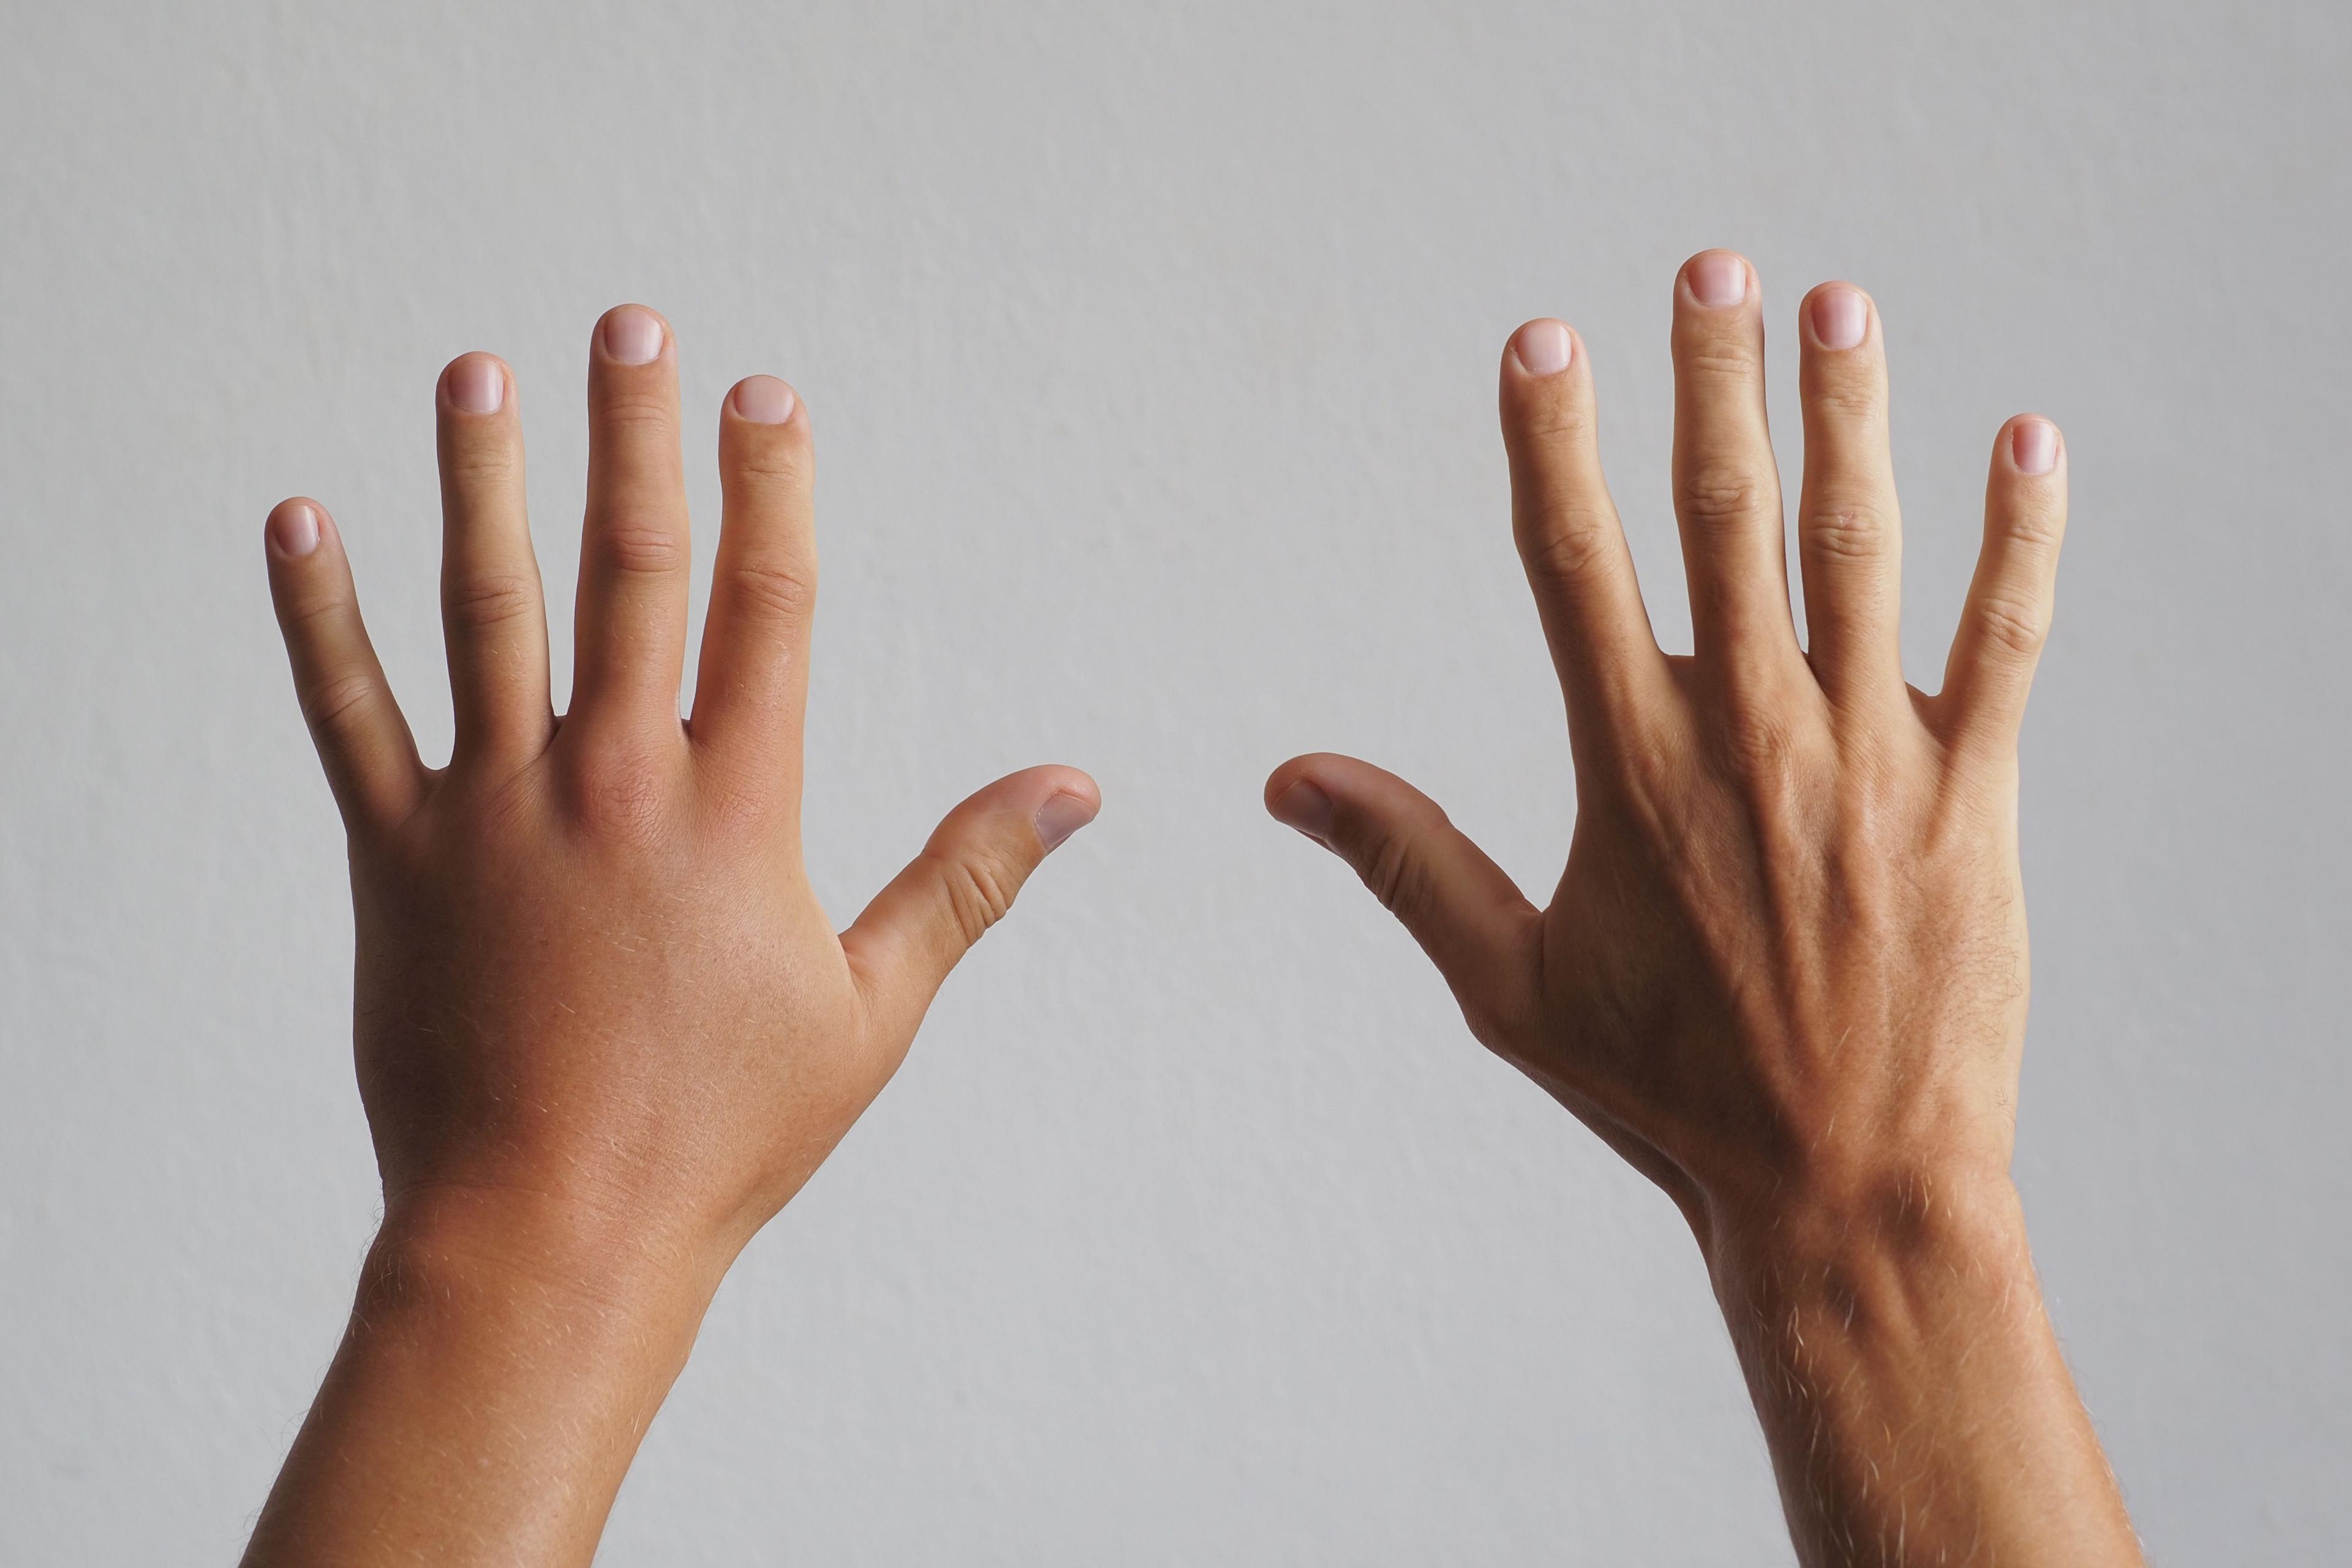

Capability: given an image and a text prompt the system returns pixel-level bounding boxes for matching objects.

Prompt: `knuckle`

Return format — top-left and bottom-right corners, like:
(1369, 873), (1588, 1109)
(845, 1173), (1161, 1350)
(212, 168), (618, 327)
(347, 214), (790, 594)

(733, 440), (812, 487)
(1802, 503), (1891, 563)
(594, 390), (676, 432)
(1998, 504), (2065, 550)
(1677, 343), (1759, 384)
(694, 763), (771, 833)
(720, 559), (815, 626)
(1456, 952), (1537, 1050)
(562, 748), (674, 842)
(1520, 516), (1617, 594)
(595, 522), (685, 577)
(279, 590), (350, 636)
(1970, 594), (2048, 658)
(300, 671), (380, 734)
(442, 443), (520, 488)
(442, 572), (539, 633)
(1718, 703), (1796, 778)
(929, 847), (1020, 948)
(1678, 462), (1773, 529)
(1357, 834), (1430, 923)
(1514, 394), (1595, 443)
(1804, 378), (1882, 423)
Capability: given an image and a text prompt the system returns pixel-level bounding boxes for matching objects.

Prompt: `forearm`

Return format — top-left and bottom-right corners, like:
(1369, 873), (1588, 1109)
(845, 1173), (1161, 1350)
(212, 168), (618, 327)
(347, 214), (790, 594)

(1706, 1173), (2141, 1568)
(241, 1188), (725, 1568)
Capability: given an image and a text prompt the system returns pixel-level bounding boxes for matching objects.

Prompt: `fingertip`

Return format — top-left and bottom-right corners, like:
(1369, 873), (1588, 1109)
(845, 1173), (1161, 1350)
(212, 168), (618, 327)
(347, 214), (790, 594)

(1044, 766), (1101, 814)
(1263, 753), (1336, 813)
(595, 303), (670, 367)
(1264, 754), (1351, 843)
(958, 764), (1100, 845)
(265, 497), (325, 561)
(2003, 415), (2063, 477)
(439, 352), (510, 416)
(726, 374), (801, 427)
(1032, 786), (1098, 852)
(1505, 318), (1576, 380)
(1267, 777), (1336, 841)
(1801, 281), (1873, 352)
(997, 760), (1098, 814)
(1680, 249), (1754, 310)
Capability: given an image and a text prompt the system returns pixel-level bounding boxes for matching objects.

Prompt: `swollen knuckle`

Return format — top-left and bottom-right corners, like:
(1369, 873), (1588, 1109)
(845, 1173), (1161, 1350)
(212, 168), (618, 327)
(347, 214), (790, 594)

(562, 751), (672, 842)
(722, 559), (814, 625)
(1803, 504), (1890, 562)
(597, 523), (684, 576)
(1678, 463), (1771, 529)
(695, 764), (770, 833)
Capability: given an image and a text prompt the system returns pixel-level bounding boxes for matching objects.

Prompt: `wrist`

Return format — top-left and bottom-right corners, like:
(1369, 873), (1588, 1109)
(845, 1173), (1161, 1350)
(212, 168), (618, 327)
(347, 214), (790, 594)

(1702, 1159), (2038, 1352)
(1692, 1167), (2140, 1566)
(368, 1182), (733, 1342)
(246, 1183), (725, 1567)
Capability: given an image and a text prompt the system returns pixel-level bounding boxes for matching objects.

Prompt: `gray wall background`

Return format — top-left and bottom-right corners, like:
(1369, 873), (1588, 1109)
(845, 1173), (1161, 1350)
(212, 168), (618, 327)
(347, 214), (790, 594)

(3, 1), (2345, 1562)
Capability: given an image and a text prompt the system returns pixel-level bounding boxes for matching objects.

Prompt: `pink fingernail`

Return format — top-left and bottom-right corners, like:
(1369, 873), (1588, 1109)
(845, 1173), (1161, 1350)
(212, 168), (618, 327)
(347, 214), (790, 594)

(601, 306), (664, 366)
(1033, 792), (1098, 851)
(1687, 252), (1748, 309)
(269, 503), (320, 559)
(2012, 418), (2058, 475)
(1512, 320), (1574, 377)
(447, 356), (504, 415)
(1809, 286), (1866, 351)
(1268, 779), (1335, 842)
(731, 375), (796, 424)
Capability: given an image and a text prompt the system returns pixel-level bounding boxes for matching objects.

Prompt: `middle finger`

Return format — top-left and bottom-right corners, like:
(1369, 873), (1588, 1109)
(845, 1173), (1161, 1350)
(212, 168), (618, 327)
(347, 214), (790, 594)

(1670, 250), (1798, 680)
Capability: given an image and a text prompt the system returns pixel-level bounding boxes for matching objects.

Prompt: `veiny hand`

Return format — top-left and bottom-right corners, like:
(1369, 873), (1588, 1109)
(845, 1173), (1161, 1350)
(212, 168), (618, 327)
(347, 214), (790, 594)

(245, 306), (1096, 1567)
(1267, 252), (2142, 1566)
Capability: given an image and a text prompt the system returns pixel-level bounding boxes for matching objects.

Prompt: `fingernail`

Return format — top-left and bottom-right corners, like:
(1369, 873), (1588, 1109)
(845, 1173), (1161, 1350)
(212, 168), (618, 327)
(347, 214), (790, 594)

(1268, 779), (1335, 842)
(731, 375), (796, 424)
(269, 503), (320, 559)
(601, 306), (664, 366)
(2012, 418), (2058, 475)
(1687, 252), (1747, 309)
(1808, 285), (1867, 351)
(1512, 320), (1574, 377)
(447, 355), (504, 415)
(1033, 792), (1098, 852)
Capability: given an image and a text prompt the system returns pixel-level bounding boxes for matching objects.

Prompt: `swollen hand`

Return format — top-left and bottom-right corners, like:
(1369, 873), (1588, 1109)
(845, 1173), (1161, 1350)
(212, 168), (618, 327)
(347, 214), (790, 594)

(265, 306), (1098, 1278)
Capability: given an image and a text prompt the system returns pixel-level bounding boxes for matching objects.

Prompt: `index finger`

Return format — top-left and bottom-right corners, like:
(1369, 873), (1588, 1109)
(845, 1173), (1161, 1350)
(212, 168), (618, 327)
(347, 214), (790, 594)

(1499, 318), (1668, 738)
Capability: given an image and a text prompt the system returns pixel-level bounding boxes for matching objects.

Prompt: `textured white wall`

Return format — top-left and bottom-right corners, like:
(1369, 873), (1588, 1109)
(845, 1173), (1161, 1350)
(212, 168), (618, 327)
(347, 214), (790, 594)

(2, 1), (2346, 1561)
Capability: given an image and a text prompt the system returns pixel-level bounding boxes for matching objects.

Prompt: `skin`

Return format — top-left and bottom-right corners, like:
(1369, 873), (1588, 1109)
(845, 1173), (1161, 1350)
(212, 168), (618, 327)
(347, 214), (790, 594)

(244, 306), (1098, 1567)
(243, 263), (2137, 1566)
(1265, 251), (2146, 1566)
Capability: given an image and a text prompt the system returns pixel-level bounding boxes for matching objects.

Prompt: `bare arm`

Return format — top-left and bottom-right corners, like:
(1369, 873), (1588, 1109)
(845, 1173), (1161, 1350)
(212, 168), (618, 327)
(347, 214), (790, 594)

(243, 312), (1098, 1566)
(1265, 251), (2141, 1566)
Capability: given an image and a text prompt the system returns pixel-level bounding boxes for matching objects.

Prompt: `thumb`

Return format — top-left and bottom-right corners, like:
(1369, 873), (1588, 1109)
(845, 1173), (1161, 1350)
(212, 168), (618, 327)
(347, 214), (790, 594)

(842, 764), (1099, 1042)
(1266, 753), (1540, 1039)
